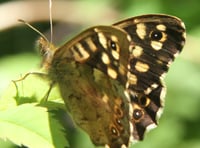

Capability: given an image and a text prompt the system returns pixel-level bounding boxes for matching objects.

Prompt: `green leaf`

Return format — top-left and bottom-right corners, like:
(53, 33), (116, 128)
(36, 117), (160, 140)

(0, 54), (70, 148)
(0, 103), (69, 148)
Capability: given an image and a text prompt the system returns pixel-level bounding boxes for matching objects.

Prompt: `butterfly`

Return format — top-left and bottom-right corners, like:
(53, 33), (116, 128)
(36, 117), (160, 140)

(39, 14), (186, 148)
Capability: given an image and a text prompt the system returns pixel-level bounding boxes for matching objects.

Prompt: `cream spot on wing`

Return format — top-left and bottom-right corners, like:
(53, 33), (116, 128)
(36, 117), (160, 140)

(181, 21), (186, 29)
(159, 32), (167, 42)
(157, 107), (164, 120)
(75, 43), (90, 60)
(151, 41), (163, 50)
(70, 46), (78, 59)
(121, 144), (127, 148)
(133, 18), (140, 23)
(97, 32), (107, 49)
(160, 72), (166, 80)
(127, 64), (131, 70)
(160, 87), (166, 106)
(107, 67), (117, 79)
(124, 90), (131, 102)
(118, 63), (126, 76)
(102, 94), (109, 103)
(173, 51), (180, 58)
(126, 34), (132, 42)
(132, 103), (142, 110)
(85, 37), (97, 52)
(156, 24), (166, 31)
(127, 72), (137, 85)
(146, 123), (157, 131)
(147, 83), (160, 94)
(70, 46), (84, 62)
(144, 83), (159, 95)
(151, 83), (158, 89)
(182, 32), (186, 40)
(111, 35), (118, 42)
(129, 120), (137, 143)
(135, 61), (149, 72)
(111, 50), (119, 60)
(144, 87), (152, 95)
(101, 52), (110, 65)
(132, 46), (143, 57)
(136, 23), (146, 39)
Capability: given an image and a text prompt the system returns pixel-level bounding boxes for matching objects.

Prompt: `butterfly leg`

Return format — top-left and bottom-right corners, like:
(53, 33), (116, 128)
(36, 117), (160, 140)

(12, 71), (51, 103)
(40, 80), (55, 103)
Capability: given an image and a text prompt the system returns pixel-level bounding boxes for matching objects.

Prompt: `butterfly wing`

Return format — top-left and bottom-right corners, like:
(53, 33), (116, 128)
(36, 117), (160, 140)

(113, 14), (186, 93)
(113, 14), (186, 140)
(50, 26), (133, 148)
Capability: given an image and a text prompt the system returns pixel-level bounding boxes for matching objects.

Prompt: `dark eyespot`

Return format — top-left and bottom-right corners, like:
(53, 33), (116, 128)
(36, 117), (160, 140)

(133, 109), (143, 120)
(150, 31), (163, 41)
(109, 40), (117, 50)
(139, 96), (147, 106)
(116, 118), (122, 126)
(110, 125), (119, 136)
(114, 106), (124, 117)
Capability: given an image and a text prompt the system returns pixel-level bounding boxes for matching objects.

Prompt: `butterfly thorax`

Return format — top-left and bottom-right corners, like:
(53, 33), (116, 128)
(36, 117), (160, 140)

(38, 37), (58, 71)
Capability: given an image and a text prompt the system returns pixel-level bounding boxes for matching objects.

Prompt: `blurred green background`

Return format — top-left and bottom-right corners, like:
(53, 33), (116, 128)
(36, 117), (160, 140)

(0, 0), (200, 148)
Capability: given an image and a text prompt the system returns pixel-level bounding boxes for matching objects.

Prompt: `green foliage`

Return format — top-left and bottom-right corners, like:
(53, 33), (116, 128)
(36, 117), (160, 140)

(0, 104), (67, 148)
(0, 54), (68, 147)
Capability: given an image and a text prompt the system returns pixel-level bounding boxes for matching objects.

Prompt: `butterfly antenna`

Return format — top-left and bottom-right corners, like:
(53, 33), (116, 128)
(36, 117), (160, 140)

(18, 19), (49, 44)
(49, 0), (53, 44)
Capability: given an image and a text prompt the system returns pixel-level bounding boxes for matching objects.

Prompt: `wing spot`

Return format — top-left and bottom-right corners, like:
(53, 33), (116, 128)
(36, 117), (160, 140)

(150, 31), (167, 42)
(111, 35), (119, 42)
(144, 83), (158, 94)
(182, 32), (186, 40)
(109, 124), (120, 136)
(146, 124), (157, 132)
(114, 106), (124, 118)
(131, 104), (145, 121)
(111, 50), (119, 60)
(70, 46), (89, 62)
(160, 87), (166, 106)
(127, 72), (137, 85)
(181, 21), (186, 29)
(101, 52), (110, 65)
(133, 109), (143, 120)
(136, 23), (146, 39)
(135, 61), (149, 72)
(107, 67), (118, 79)
(118, 63), (126, 76)
(139, 95), (150, 107)
(97, 32), (107, 49)
(156, 24), (166, 31)
(132, 46), (143, 57)
(102, 94), (109, 103)
(85, 37), (97, 52)
(75, 43), (90, 60)
(151, 41), (163, 50)
(121, 144), (127, 148)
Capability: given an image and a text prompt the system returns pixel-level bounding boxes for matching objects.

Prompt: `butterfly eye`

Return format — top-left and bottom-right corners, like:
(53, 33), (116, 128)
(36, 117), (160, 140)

(150, 30), (163, 41)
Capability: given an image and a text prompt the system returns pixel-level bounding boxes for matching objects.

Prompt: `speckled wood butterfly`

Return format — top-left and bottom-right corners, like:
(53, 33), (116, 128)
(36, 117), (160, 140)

(38, 14), (186, 148)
